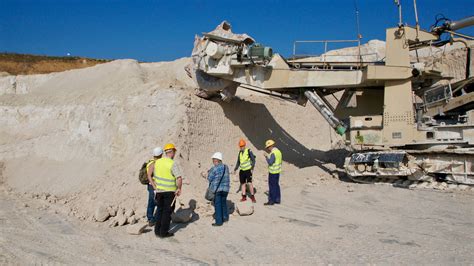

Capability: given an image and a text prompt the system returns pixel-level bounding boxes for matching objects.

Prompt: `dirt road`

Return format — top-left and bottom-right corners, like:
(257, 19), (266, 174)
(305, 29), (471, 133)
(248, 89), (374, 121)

(1, 182), (473, 264)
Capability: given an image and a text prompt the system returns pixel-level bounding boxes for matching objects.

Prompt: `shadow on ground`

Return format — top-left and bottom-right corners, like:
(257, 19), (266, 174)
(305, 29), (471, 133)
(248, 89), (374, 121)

(169, 199), (200, 234)
(217, 97), (349, 176)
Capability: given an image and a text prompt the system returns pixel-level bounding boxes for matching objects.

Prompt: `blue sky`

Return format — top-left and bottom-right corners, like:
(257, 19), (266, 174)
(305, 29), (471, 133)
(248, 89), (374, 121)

(1, 0), (473, 62)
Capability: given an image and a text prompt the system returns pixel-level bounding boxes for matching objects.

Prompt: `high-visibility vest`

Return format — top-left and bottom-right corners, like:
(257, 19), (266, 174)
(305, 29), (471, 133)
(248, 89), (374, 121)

(239, 148), (252, 171)
(146, 159), (155, 175)
(153, 157), (177, 191)
(268, 148), (282, 174)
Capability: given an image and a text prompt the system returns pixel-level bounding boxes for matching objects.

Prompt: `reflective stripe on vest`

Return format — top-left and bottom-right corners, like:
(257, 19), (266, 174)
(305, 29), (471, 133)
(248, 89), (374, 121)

(268, 148), (282, 174)
(239, 148), (252, 171)
(153, 157), (177, 191)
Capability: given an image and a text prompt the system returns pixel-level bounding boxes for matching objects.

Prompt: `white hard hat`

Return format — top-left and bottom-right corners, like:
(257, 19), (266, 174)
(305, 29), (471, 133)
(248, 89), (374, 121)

(153, 147), (163, 157)
(211, 152), (223, 161)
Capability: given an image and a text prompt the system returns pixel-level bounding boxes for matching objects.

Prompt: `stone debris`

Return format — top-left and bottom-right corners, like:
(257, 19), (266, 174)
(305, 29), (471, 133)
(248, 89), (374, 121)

(94, 204), (110, 222)
(417, 182), (429, 189)
(236, 201), (254, 216)
(125, 209), (134, 218)
(108, 218), (118, 227)
(127, 215), (137, 225)
(107, 206), (117, 217)
(126, 223), (147, 235)
(434, 182), (448, 190)
(116, 212), (127, 226)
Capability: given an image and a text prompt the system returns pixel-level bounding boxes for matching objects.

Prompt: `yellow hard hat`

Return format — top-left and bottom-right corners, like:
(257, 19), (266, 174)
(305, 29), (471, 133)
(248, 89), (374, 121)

(265, 139), (275, 148)
(164, 143), (176, 151)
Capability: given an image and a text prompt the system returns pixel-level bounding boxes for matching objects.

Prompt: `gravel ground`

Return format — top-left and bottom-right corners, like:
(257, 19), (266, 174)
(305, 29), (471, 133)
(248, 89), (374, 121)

(1, 181), (473, 264)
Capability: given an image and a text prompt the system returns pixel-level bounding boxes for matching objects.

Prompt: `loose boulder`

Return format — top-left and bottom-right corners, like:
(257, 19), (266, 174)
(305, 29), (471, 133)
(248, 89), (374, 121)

(236, 201), (254, 216)
(126, 223), (147, 235)
(117, 212), (127, 226)
(94, 204), (110, 222)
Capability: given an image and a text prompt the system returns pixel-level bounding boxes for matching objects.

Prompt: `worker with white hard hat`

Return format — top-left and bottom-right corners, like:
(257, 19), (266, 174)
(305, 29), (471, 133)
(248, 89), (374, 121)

(263, 139), (282, 206)
(207, 151), (230, 226)
(145, 147), (163, 226)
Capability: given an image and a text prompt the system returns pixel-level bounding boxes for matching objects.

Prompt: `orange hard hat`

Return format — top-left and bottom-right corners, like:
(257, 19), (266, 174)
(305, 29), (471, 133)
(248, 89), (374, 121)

(238, 139), (246, 147)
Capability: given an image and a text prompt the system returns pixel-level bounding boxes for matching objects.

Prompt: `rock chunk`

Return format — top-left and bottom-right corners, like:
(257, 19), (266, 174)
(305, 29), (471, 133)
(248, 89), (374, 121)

(117, 212), (127, 226)
(125, 209), (134, 218)
(107, 206), (117, 217)
(127, 215), (137, 225)
(126, 223), (147, 235)
(94, 204), (110, 222)
(108, 218), (118, 227)
(236, 201), (254, 216)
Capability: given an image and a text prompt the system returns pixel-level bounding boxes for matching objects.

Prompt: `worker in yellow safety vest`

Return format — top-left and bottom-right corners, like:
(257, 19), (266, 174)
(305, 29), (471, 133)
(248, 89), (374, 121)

(150, 143), (183, 238)
(263, 139), (282, 206)
(233, 139), (256, 203)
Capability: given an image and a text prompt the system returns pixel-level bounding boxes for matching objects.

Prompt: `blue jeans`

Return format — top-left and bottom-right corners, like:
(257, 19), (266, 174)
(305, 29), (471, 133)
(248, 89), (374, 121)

(268, 173), (281, 204)
(214, 191), (229, 225)
(147, 184), (158, 222)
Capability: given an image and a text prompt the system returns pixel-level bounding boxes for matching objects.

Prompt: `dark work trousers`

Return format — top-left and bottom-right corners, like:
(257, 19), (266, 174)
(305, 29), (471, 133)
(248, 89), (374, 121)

(268, 173), (281, 204)
(154, 191), (176, 236)
(146, 184), (158, 222)
(214, 191), (229, 225)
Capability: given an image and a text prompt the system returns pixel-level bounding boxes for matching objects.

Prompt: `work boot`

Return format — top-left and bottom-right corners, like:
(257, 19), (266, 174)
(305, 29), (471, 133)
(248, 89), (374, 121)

(159, 232), (174, 238)
(240, 195), (247, 202)
(250, 195), (256, 203)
